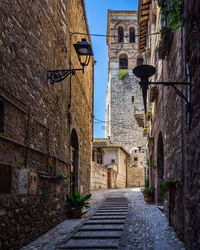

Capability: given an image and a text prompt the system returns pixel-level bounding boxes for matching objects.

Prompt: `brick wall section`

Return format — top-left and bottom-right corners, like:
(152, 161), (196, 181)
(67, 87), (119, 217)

(0, 0), (93, 249)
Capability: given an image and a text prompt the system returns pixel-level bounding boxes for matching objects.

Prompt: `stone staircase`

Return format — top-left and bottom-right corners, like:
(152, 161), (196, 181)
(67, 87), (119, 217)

(60, 196), (129, 249)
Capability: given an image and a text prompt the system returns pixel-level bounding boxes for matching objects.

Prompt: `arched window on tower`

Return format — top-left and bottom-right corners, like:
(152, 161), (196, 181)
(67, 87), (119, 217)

(118, 26), (124, 42)
(119, 54), (128, 69)
(130, 27), (135, 42)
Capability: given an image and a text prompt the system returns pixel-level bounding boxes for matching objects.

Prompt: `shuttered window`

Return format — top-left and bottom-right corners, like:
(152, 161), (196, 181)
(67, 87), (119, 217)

(0, 164), (11, 193)
(0, 101), (5, 133)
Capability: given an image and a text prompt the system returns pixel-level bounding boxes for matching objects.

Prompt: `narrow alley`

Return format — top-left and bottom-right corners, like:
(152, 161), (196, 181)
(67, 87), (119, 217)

(21, 188), (185, 250)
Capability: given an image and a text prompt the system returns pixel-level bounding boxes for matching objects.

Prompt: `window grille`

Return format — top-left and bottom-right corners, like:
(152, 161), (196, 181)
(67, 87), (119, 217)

(118, 26), (124, 42)
(130, 27), (135, 42)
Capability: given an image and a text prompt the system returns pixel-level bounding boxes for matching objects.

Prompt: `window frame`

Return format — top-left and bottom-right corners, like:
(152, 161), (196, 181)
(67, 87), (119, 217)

(129, 27), (135, 43)
(118, 26), (124, 43)
(119, 54), (128, 69)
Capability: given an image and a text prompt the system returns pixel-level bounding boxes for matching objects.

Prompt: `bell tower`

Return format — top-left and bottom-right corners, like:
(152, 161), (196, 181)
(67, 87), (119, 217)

(106, 10), (146, 187)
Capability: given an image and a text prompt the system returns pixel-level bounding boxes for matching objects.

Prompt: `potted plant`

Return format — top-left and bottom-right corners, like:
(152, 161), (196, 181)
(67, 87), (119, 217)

(50, 173), (68, 183)
(143, 127), (148, 136)
(143, 186), (155, 203)
(158, 26), (172, 59)
(157, 178), (178, 203)
(66, 189), (91, 218)
(145, 48), (151, 58)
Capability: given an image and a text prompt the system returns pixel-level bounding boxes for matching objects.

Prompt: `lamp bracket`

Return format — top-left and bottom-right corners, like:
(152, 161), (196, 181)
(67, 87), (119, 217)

(148, 81), (190, 107)
(47, 68), (83, 85)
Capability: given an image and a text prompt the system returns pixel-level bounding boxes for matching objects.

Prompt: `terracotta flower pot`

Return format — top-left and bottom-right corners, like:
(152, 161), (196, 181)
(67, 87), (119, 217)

(71, 208), (82, 218)
(144, 195), (153, 203)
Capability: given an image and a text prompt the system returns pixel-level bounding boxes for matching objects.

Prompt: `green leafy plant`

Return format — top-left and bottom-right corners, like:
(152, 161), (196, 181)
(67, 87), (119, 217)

(66, 189), (91, 213)
(145, 178), (149, 189)
(157, 177), (178, 202)
(143, 186), (155, 197)
(56, 173), (68, 179)
(158, 0), (184, 30)
(118, 70), (128, 80)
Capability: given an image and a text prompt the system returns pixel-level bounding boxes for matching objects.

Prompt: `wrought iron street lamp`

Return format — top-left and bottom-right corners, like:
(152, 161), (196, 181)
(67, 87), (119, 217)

(47, 38), (94, 85)
(132, 64), (190, 114)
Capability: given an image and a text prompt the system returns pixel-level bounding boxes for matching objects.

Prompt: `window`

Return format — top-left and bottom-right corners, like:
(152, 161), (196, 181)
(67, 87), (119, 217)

(118, 26), (124, 42)
(0, 164), (11, 193)
(111, 159), (115, 163)
(97, 151), (103, 164)
(134, 157), (138, 161)
(130, 27), (135, 42)
(119, 54), (128, 69)
(92, 151), (95, 161)
(0, 101), (5, 133)
(132, 96), (134, 103)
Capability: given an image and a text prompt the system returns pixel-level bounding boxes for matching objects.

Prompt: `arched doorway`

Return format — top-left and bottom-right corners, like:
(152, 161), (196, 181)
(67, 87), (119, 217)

(70, 129), (79, 195)
(157, 132), (164, 180)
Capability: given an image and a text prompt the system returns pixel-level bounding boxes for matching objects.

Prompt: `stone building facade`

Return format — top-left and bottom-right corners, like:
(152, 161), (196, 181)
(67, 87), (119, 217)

(0, 0), (94, 249)
(91, 138), (129, 190)
(138, 0), (200, 248)
(106, 10), (146, 187)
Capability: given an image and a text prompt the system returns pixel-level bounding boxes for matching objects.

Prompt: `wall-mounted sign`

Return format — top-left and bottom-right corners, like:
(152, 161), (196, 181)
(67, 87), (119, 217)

(29, 171), (38, 195)
(18, 170), (29, 195)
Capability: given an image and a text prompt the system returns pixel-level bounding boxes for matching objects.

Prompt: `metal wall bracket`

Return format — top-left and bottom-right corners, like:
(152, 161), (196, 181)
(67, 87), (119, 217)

(47, 68), (83, 85)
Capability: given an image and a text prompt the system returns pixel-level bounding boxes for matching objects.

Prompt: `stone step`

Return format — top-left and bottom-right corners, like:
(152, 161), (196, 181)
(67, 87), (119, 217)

(81, 224), (124, 230)
(101, 205), (128, 207)
(103, 201), (128, 205)
(97, 210), (128, 212)
(71, 235), (120, 239)
(61, 239), (119, 249)
(61, 246), (117, 249)
(94, 213), (127, 216)
(85, 220), (124, 225)
(74, 230), (121, 237)
(78, 228), (123, 231)
(90, 216), (126, 220)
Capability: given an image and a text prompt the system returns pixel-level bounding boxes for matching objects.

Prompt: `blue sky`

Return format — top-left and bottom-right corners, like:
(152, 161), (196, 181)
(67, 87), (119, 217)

(85, 0), (138, 138)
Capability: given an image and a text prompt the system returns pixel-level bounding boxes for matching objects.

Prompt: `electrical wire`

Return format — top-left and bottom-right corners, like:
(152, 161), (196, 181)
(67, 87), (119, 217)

(70, 31), (160, 38)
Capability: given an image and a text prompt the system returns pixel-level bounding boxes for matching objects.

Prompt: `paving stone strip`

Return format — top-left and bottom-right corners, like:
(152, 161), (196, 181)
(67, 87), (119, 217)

(60, 196), (129, 249)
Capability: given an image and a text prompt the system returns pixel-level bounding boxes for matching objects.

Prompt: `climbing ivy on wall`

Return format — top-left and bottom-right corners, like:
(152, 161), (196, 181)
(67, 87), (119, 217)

(158, 0), (184, 30)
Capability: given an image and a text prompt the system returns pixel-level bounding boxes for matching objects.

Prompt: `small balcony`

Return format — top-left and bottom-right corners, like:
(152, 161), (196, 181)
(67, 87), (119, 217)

(134, 106), (144, 127)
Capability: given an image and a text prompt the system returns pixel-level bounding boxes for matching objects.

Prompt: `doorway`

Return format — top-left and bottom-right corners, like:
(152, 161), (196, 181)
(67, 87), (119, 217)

(157, 132), (164, 180)
(70, 129), (79, 195)
(107, 169), (112, 188)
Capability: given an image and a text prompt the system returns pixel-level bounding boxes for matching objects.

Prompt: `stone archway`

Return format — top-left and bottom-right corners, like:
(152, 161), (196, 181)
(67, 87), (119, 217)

(157, 132), (164, 180)
(70, 129), (79, 195)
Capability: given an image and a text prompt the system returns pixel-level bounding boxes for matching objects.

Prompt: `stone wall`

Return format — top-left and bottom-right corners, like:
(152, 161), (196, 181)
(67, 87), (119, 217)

(90, 162), (107, 191)
(141, 0), (200, 248)
(184, 0), (200, 248)
(0, 0), (93, 249)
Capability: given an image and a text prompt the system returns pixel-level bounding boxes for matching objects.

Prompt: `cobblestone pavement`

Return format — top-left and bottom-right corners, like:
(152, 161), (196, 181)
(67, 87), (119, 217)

(21, 188), (185, 250)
